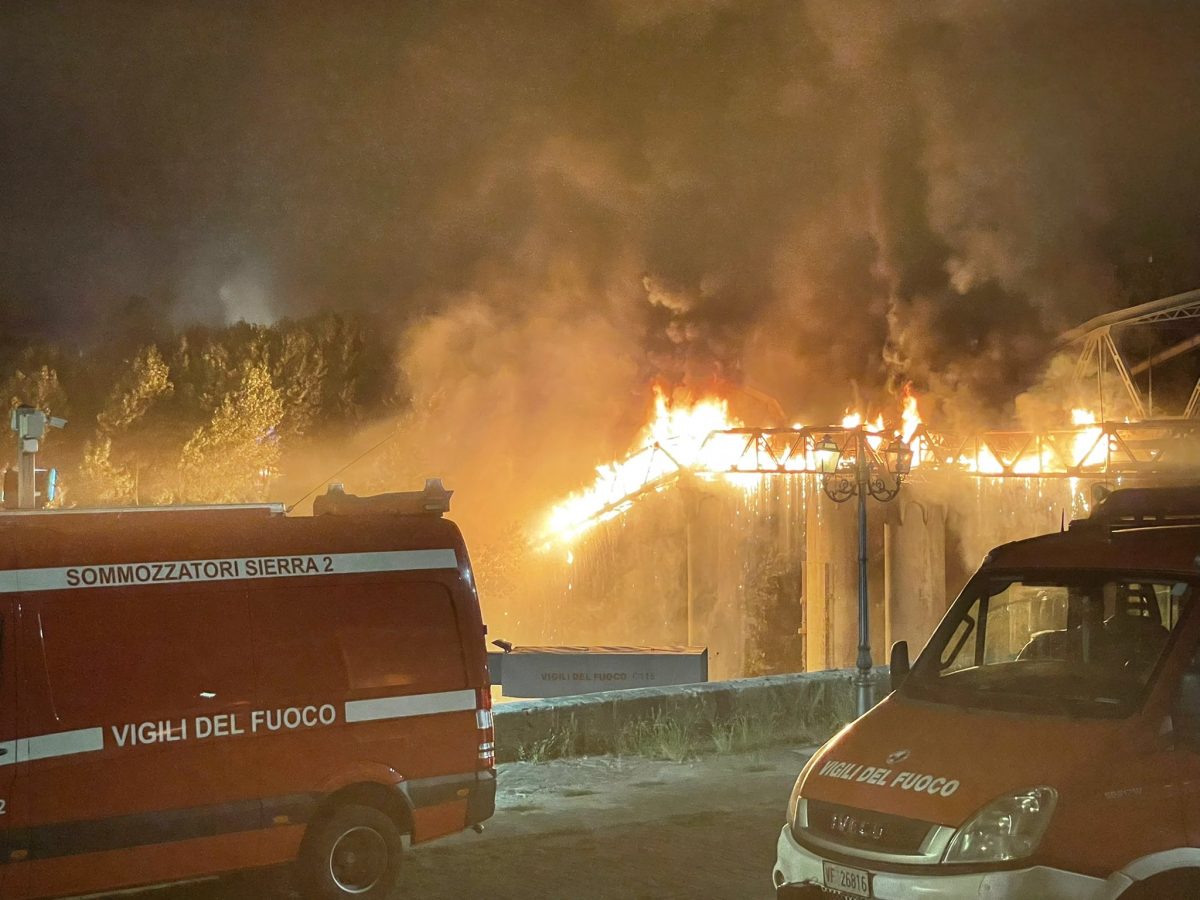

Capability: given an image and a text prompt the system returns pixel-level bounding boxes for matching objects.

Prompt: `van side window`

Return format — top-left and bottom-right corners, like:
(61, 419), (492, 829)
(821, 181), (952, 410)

(253, 580), (467, 703)
(29, 588), (254, 731)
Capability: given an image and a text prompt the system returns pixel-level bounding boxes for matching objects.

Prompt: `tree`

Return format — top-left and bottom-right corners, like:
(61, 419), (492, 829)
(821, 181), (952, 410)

(71, 436), (137, 506)
(97, 345), (173, 432)
(177, 362), (284, 503)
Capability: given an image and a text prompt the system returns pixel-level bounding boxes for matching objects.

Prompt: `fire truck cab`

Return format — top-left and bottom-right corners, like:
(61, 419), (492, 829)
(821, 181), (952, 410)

(775, 486), (1200, 899)
(0, 481), (495, 900)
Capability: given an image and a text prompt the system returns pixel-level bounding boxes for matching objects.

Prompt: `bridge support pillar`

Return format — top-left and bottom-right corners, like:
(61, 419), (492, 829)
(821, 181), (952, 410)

(804, 491), (860, 670)
(884, 499), (947, 657)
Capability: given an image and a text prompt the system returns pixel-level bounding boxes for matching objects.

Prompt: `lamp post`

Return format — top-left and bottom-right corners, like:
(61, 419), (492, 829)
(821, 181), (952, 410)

(814, 429), (913, 717)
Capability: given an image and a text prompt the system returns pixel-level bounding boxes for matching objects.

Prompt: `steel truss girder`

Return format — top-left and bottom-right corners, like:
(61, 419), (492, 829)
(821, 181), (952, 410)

(567, 420), (1200, 532)
(1063, 289), (1200, 418)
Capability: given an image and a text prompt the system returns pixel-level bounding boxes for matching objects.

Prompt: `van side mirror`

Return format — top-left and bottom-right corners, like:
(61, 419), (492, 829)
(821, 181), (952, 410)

(889, 641), (910, 693)
(1174, 668), (1200, 749)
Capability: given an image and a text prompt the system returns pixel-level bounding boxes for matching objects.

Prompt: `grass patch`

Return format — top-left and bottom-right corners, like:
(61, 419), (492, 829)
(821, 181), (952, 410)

(516, 715), (580, 762)
(499, 674), (859, 764)
(613, 680), (852, 761)
(615, 708), (705, 762)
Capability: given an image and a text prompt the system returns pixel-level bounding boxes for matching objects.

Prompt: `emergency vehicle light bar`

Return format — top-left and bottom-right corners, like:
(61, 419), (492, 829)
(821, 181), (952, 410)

(313, 479), (453, 517)
(1080, 486), (1200, 531)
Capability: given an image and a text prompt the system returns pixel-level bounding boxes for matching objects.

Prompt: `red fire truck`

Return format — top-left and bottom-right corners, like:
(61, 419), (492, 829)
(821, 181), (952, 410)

(0, 481), (495, 899)
(775, 486), (1200, 898)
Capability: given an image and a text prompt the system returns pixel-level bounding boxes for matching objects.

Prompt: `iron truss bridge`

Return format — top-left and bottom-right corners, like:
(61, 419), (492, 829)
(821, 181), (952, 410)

(572, 419), (1200, 526)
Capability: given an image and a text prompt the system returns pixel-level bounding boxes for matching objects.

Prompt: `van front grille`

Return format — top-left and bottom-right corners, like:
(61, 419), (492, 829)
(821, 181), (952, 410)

(799, 800), (934, 855)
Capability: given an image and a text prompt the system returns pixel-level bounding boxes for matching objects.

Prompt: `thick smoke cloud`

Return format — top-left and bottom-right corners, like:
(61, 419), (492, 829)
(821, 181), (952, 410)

(4, 1), (1200, 534)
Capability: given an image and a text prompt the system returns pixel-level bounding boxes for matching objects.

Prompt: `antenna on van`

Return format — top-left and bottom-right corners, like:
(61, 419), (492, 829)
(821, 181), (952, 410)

(287, 426), (400, 512)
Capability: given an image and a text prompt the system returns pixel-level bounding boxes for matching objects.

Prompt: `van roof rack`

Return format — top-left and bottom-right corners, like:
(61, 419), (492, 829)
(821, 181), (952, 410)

(1080, 486), (1200, 530)
(313, 479), (453, 517)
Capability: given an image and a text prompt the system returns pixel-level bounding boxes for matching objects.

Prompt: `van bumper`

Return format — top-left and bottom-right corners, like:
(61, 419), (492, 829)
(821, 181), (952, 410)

(773, 825), (1104, 900)
(467, 769), (496, 826)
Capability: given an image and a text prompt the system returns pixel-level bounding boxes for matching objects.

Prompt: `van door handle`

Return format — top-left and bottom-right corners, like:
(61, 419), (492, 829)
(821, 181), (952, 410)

(0, 747), (8, 756)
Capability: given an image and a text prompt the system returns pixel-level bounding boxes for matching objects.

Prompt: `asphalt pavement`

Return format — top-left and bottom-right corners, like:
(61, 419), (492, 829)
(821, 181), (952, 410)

(147, 745), (813, 900)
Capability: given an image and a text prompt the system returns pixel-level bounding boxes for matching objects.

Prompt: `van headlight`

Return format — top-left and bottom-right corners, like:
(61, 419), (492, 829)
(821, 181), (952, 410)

(943, 787), (1057, 864)
(786, 775), (803, 825)
(786, 751), (823, 826)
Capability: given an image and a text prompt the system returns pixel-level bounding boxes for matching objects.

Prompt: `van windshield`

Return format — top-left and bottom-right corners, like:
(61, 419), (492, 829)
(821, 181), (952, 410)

(905, 572), (1193, 717)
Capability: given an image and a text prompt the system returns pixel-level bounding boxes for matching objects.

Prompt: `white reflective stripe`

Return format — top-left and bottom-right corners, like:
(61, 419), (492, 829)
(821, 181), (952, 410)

(476, 709), (494, 729)
(0, 740), (14, 767)
(0, 549), (459, 594)
(15, 727), (104, 763)
(344, 689), (476, 724)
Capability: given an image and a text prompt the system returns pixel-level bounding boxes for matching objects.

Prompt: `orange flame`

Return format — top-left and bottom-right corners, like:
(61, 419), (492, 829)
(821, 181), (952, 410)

(1070, 409), (1107, 468)
(963, 407), (1105, 475)
(542, 387), (743, 544)
(544, 386), (930, 545)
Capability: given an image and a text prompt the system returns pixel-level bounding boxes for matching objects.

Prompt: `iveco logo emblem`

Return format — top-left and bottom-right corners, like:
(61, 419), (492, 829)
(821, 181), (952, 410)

(830, 814), (885, 842)
(886, 749), (910, 765)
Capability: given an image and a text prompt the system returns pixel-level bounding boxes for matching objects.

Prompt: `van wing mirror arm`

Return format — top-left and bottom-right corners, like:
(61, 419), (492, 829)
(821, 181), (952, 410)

(889, 640), (910, 694)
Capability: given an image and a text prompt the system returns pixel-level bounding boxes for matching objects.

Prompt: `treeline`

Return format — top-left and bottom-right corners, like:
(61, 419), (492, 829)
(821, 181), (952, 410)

(0, 306), (399, 506)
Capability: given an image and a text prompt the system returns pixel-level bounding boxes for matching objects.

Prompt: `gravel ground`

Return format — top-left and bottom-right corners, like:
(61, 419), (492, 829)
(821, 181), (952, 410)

(138, 745), (815, 900)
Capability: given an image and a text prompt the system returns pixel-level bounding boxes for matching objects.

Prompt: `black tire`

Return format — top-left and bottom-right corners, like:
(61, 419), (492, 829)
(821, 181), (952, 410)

(298, 803), (403, 900)
(1119, 869), (1200, 900)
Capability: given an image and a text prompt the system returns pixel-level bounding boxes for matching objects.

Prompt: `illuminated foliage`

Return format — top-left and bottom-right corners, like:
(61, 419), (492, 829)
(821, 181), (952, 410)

(178, 362), (284, 503)
(0, 311), (398, 507)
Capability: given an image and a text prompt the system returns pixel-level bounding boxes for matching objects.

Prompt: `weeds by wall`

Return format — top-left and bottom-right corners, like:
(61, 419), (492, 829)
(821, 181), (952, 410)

(496, 669), (862, 763)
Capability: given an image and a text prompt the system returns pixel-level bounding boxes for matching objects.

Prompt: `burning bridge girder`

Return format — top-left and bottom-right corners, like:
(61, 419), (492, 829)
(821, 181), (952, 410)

(701, 421), (1200, 479)
(565, 420), (1200, 535)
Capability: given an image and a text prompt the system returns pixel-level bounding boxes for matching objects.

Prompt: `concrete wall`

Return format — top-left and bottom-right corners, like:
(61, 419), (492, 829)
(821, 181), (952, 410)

(493, 669), (865, 762)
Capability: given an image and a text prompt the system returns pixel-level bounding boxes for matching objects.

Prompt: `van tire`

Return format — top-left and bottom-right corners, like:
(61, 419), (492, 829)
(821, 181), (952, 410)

(1119, 869), (1200, 900)
(299, 803), (403, 900)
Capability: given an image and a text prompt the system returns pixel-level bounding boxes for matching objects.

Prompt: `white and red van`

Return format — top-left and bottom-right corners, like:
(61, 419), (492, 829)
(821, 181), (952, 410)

(0, 481), (495, 900)
(776, 486), (1200, 899)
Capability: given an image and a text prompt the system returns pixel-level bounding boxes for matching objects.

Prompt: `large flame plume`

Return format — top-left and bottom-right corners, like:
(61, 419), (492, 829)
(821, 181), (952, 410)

(543, 386), (928, 546)
(542, 382), (1129, 547)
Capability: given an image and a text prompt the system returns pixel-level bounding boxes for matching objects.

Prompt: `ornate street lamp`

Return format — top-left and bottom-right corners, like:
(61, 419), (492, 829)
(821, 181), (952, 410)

(819, 429), (912, 716)
(814, 435), (841, 475)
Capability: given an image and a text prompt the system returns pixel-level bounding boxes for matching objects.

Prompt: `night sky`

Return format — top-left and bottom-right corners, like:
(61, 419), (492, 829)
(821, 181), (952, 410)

(4, 1), (1200, 425)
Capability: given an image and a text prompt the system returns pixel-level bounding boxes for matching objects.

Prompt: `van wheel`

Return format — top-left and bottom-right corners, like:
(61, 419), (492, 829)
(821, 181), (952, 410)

(1120, 869), (1200, 900)
(299, 804), (403, 900)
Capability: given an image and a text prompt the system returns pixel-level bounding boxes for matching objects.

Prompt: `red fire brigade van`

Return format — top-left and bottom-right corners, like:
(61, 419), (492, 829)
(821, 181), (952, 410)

(0, 480), (495, 900)
(775, 486), (1200, 899)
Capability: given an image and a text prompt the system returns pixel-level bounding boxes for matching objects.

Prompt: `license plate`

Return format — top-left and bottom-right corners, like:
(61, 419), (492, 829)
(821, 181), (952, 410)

(822, 861), (871, 898)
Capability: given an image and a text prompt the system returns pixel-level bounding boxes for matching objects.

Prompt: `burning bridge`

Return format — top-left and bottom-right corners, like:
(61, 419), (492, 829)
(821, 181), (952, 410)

(546, 417), (1200, 538)
(527, 290), (1200, 683)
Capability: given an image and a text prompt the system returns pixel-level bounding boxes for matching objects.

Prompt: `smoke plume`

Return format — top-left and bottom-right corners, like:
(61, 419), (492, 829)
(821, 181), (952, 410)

(4, 1), (1200, 539)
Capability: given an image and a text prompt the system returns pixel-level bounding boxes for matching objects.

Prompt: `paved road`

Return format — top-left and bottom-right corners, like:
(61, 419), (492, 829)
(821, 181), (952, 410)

(149, 746), (813, 900)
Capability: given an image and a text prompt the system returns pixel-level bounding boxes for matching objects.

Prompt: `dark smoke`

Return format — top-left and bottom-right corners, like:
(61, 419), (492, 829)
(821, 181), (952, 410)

(4, 1), (1200, 535)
